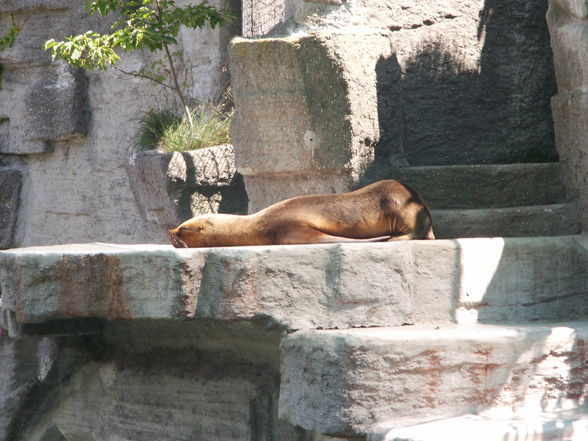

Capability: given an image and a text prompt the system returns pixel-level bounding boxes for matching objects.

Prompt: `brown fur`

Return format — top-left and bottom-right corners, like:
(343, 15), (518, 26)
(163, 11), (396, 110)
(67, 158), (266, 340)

(169, 179), (434, 248)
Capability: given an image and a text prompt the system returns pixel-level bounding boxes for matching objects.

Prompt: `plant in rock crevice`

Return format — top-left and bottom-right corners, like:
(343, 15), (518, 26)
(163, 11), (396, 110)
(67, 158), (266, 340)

(132, 102), (233, 153)
(0, 15), (23, 51)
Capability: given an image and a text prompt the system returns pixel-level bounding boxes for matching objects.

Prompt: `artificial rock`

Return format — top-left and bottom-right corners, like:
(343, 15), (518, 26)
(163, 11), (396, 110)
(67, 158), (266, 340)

(125, 145), (248, 238)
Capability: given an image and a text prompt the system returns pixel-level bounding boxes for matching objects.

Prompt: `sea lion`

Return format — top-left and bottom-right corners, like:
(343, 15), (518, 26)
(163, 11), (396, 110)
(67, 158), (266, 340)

(169, 179), (434, 248)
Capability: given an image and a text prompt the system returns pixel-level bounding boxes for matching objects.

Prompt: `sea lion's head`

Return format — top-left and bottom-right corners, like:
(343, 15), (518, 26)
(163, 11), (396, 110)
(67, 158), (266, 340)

(168, 215), (214, 248)
(169, 214), (240, 248)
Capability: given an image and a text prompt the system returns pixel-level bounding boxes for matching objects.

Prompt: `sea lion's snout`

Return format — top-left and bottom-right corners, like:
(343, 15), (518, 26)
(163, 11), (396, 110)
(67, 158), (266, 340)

(168, 229), (188, 248)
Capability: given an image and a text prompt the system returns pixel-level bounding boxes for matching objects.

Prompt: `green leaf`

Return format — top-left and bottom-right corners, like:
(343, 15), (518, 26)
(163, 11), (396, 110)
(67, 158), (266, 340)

(71, 47), (82, 60)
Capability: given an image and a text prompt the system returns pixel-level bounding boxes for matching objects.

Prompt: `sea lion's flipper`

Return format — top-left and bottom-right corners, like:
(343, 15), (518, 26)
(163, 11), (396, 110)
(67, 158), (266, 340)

(280, 227), (391, 244)
(316, 234), (393, 244)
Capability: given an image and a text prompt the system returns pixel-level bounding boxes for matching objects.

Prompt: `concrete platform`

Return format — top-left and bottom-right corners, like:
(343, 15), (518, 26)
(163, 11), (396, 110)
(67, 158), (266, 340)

(279, 322), (588, 437)
(1, 237), (588, 332)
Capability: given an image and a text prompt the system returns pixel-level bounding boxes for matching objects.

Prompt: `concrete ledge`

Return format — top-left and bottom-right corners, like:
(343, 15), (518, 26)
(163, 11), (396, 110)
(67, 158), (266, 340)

(379, 163), (566, 209)
(279, 322), (588, 436)
(370, 410), (588, 441)
(0, 244), (204, 325)
(432, 203), (580, 238)
(1, 237), (588, 331)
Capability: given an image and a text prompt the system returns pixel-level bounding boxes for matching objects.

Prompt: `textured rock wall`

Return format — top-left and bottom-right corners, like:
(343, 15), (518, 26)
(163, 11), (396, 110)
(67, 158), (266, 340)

(547, 0), (588, 232)
(236, 0), (558, 184)
(126, 145), (247, 235)
(0, 0), (241, 248)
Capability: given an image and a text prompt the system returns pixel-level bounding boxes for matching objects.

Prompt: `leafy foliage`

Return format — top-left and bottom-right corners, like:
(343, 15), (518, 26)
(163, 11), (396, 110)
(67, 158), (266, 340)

(44, 0), (234, 71)
(44, 0), (236, 124)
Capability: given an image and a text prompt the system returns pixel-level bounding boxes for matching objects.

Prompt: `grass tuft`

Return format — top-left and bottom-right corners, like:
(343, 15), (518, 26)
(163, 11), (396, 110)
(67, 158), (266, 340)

(132, 103), (233, 153)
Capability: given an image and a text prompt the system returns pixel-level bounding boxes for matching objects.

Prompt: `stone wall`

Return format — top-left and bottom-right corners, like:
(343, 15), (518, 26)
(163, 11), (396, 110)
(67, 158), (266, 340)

(547, 0), (588, 232)
(233, 0), (558, 210)
(0, 0), (242, 249)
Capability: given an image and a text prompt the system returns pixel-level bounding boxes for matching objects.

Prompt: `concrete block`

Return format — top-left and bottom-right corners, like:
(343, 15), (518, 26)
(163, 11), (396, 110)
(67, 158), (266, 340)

(279, 322), (588, 436)
(0, 63), (90, 155)
(548, 2), (588, 91)
(431, 203), (581, 239)
(547, 0), (588, 234)
(550, 91), (588, 232)
(126, 145), (248, 232)
(231, 34), (382, 175)
(0, 244), (207, 323)
(1, 237), (588, 329)
(230, 32), (388, 209)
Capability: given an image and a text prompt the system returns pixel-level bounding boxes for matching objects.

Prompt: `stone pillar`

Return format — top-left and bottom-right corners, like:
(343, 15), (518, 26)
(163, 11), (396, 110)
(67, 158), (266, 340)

(230, 33), (390, 211)
(547, 0), (588, 231)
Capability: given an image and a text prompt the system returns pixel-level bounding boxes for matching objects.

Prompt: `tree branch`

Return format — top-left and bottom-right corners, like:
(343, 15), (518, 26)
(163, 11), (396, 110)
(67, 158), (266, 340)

(111, 65), (174, 90)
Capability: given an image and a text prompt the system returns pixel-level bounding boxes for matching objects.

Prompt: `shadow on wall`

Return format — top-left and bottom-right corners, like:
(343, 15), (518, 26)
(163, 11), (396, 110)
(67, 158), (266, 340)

(368, 0), (558, 174)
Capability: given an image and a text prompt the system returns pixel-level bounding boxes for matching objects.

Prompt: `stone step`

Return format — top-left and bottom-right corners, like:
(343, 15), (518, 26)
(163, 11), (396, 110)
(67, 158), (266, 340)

(279, 322), (588, 437)
(1, 237), (588, 333)
(364, 162), (566, 209)
(369, 410), (588, 441)
(432, 203), (581, 238)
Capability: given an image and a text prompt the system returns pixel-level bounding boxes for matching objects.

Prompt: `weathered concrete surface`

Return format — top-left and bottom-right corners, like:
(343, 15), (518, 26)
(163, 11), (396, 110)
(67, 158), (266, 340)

(547, 0), (588, 233)
(9, 318), (355, 441)
(279, 322), (588, 436)
(125, 145), (247, 237)
(0, 333), (94, 441)
(370, 410), (588, 441)
(0, 244), (205, 325)
(372, 163), (567, 209)
(432, 203), (580, 239)
(0, 63), (90, 155)
(230, 32), (386, 210)
(0, 2), (92, 155)
(0, 0), (241, 247)
(0, 166), (23, 250)
(237, 0), (557, 174)
(44, 359), (280, 441)
(1, 237), (588, 330)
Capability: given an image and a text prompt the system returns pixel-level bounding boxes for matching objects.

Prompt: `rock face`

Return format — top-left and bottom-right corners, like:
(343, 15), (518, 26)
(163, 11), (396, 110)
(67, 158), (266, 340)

(0, 239), (587, 440)
(547, 0), (588, 233)
(0, 0), (243, 248)
(0, 1), (584, 440)
(280, 323), (588, 435)
(125, 145), (248, 239)
(232, 0), (558, 211)
(0, 333), (95, 441)
(0, 165), (23, 249)
(230, 33), (387, 210)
